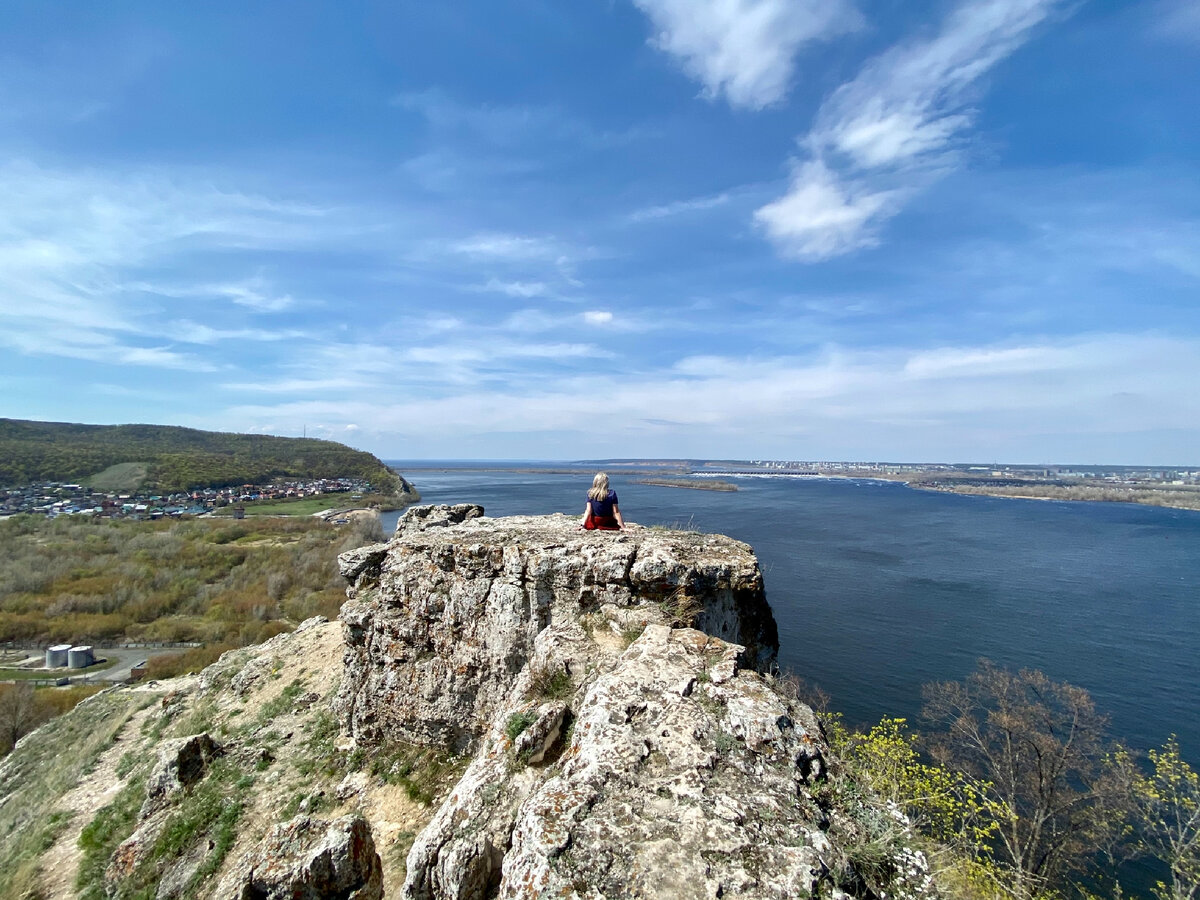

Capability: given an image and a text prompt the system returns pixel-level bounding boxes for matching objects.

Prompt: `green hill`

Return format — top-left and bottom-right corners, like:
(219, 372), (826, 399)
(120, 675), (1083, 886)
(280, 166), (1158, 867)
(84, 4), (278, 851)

(0, 418), (400, 494)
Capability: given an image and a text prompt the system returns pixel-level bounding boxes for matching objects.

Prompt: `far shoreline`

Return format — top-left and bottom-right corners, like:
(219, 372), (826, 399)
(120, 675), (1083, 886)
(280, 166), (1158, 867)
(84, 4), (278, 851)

(385, 462), (1200, 513)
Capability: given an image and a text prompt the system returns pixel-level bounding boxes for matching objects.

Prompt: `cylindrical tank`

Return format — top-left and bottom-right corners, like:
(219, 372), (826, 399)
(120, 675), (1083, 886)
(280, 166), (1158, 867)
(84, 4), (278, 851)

(46, 644), (71, 668)
(67, 646), (94, 669)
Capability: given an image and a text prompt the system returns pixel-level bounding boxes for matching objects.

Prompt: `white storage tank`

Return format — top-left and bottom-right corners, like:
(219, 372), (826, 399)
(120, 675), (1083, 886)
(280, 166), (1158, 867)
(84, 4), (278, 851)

(46, 644), (71, 668)
(67, 646), (94, 669)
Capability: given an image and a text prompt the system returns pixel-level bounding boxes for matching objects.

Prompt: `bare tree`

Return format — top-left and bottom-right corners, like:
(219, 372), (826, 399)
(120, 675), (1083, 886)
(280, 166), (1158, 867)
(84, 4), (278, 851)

(922, 660), (1133, 898)
(0, 684), (50, 755)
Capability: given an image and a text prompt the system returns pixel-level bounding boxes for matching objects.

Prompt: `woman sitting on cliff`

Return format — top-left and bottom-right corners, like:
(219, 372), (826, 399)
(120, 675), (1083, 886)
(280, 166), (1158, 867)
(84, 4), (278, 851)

(580, 472), (625, 531)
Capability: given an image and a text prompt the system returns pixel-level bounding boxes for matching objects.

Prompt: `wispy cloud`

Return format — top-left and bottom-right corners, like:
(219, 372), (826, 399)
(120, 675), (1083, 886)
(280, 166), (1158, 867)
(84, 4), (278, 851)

(219, 333), (1200, 460)
(480, 278), (549, 298)
(393, 89), (643, 150)
(168, 321), (308, 345)
(629, 191), (731, 222)
(755, 161), (899, 260)
(452, 233), (561, 262)
(757, 0), (1072, 260)
(1147, 0), (1200, 44)
(0, 161), (367, 369)
(140, 276), (297, 313)
(632, 0), (861, 110)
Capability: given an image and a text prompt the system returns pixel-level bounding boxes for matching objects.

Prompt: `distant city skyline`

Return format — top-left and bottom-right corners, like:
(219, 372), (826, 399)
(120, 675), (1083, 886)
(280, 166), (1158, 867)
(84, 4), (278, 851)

(2, 1), (1198, 464)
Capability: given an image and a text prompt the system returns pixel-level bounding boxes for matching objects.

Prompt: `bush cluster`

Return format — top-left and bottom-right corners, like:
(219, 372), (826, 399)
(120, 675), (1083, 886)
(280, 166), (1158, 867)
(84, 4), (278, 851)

(0, 514), (380, 649)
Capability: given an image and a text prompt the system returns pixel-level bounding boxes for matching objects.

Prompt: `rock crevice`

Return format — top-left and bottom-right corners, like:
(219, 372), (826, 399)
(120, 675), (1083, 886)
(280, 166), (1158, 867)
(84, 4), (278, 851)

(335, 506), (840, 900)
(335, 506), (778, 753)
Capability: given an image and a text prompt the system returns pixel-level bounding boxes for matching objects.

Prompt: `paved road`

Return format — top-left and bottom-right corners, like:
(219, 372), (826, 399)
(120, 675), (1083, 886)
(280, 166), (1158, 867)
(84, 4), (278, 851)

(0, 646), (190, 686)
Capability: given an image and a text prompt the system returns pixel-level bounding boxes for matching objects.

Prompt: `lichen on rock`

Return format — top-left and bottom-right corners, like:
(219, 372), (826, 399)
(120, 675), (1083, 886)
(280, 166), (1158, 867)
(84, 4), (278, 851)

(335, 506), (779, 753)
(334, 506), (851, 900)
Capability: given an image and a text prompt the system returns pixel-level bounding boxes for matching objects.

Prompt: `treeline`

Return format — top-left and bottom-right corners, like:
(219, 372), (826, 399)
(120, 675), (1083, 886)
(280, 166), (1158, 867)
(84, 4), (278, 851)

(799, 661), (1199, 900)
(0, 514), (381, 650)
(0, 418), (399, 493)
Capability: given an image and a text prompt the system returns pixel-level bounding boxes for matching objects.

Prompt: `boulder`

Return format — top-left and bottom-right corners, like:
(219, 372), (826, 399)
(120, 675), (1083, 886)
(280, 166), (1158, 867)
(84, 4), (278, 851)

(141, 733), (222, 815)
(216, 814), (383, 900)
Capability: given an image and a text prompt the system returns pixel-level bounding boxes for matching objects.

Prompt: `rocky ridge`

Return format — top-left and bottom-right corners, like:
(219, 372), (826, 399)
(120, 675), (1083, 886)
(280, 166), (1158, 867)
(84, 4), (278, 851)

(0, 504), (931, 900)
(336, 506), (914, 900)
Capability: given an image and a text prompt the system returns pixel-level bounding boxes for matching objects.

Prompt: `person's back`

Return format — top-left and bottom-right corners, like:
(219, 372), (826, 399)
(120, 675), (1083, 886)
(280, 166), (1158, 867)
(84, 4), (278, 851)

(581, 472), (624, 530)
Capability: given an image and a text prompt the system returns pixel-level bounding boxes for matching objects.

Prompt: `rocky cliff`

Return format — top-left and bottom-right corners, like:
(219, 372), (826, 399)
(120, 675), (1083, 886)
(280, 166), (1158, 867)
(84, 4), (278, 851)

(0, 505), (931, 900)
(335, 504), (778, 752)
(334, 506), (872, 900)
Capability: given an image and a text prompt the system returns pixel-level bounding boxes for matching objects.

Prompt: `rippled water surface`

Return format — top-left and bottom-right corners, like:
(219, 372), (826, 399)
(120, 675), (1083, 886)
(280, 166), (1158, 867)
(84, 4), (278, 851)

(382, 465), (1200, 761)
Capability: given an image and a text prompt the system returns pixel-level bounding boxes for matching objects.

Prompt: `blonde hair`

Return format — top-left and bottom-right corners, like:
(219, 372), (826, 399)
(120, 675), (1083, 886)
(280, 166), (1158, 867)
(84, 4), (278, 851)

(588, 472), (610, 502)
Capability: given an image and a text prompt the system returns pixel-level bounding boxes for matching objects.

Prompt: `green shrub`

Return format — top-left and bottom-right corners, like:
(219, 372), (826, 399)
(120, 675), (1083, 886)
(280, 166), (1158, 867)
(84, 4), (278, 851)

(505, 710), (537, 742)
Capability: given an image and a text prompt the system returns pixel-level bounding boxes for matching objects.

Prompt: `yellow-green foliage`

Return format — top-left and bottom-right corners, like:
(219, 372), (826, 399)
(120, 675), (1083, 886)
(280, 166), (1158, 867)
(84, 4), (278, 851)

(0, 514), (378, 647)
(819, 714), (1011, 900)
(846, 718), (1000, 851)
(1133, 735), (1200, 900)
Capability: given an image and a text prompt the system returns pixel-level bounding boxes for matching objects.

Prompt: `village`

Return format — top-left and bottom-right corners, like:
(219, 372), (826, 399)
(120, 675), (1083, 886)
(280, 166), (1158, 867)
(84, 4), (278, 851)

(0, 476), (380, 520)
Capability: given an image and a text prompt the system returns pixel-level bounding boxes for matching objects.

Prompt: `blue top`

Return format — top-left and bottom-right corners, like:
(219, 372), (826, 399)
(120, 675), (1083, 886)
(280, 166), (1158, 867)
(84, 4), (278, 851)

(588, 490), (618, 518)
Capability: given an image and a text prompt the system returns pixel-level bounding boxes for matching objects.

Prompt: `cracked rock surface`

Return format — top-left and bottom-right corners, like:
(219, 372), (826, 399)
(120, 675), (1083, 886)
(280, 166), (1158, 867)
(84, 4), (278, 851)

(335, 507), (778, 752)
(335, 506), (844, 900)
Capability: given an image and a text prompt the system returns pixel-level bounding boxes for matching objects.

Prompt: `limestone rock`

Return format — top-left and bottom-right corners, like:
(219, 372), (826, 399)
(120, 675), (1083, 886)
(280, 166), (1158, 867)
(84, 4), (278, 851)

(338, 543), (390, 581)
(402, 625), (829, 900)
(335, 508), (778, 751)
(511, 701), (567, 766)
(215, 814), (383, 900)
(141, 733), (222, 816)
(396, 502), (485, 534)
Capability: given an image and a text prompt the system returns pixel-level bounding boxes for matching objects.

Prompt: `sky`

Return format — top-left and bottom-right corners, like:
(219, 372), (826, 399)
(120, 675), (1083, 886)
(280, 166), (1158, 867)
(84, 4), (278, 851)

(1, 0), (1198, 464)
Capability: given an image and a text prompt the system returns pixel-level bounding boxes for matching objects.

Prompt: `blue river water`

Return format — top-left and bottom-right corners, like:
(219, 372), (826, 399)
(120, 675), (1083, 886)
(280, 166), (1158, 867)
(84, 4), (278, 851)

(381, 465), (1200, 763)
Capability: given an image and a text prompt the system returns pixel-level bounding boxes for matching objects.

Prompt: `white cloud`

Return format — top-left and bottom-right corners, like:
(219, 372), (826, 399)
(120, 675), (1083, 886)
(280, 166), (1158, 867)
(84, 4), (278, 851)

(144, 276), (296, 312)
(0, 161), (347, 368)
(583, 310), (614, 325)
(169, 321), (307, 345)
(452, 233), (559, 261)
(392, 89), (642, 150)
(754, 161), (898, 260)
(633, 0), (861, 110)
(482, 278), (549, 298)
(219, 333), (1200, 461)
(215, 279), (295, 312)
(629, 192), (731, 222)
(758, 0), (1071, 260)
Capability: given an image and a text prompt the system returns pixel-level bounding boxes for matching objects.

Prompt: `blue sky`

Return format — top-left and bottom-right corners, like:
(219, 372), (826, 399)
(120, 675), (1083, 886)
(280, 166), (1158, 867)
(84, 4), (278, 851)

(1, 0), (1197, 463)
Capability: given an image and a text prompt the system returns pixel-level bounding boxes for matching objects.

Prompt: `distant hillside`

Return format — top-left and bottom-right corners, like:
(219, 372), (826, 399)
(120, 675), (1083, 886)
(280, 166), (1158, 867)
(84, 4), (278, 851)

(0, 418), (400, 493)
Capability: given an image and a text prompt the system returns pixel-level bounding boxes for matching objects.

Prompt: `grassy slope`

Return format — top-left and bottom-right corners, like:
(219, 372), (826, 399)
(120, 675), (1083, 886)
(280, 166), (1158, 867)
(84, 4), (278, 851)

(0, 624), (452, 899)
(86, 462), (151, 492)
(0, 689), (151, 899)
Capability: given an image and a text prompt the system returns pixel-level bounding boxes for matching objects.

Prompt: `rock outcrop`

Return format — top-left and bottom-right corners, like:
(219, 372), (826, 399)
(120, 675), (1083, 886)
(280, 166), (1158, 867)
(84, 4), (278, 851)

(336, 506), (779, 753)
(336, 506), (854, 900)
(215, 814), (383, 900)
(140, 733), (223, 817)
(0, 503), (934, 900)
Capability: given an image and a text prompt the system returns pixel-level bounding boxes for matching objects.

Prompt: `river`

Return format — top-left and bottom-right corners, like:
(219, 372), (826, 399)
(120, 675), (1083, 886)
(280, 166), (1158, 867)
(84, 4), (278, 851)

(381, 464), (1200, 763)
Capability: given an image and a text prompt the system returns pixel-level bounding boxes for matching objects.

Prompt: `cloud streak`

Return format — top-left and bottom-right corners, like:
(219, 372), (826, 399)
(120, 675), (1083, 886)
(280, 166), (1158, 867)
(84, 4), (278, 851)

(219, 333), (1200, 461)
(757, 0), (1072, 260)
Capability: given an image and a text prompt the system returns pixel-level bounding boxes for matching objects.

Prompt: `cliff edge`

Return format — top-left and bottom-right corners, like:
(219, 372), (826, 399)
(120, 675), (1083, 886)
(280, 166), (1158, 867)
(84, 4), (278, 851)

(336, 506), (894, 900)
(0, 505), (931, 900)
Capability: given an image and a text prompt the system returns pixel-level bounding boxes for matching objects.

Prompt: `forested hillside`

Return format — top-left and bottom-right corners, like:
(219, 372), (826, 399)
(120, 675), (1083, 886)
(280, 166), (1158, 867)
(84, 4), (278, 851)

(0, 418), (398, 493)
